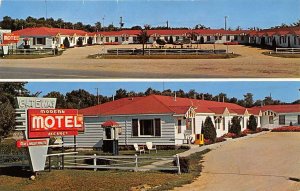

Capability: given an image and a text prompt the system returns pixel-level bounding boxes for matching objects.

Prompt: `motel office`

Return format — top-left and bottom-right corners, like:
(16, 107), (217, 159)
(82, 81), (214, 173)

(10, 26), (300, 49)
(64, 95), (300, 148)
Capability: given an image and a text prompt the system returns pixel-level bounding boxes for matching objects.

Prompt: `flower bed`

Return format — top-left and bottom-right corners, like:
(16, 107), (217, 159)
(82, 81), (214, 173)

(271, 126), (300, 132)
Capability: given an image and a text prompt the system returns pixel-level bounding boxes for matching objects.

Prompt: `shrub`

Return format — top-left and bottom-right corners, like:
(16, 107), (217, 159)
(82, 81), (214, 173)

(229, 116), (241, 135)
(271, 126), (300, 132)
(248, 115), (257, 131)
(216, 137), (226, 143)
(63, 37), (70, 48)
(224, 132), (236, 138)
(202, 117), (217, 143)
(173, 157), (189, 173)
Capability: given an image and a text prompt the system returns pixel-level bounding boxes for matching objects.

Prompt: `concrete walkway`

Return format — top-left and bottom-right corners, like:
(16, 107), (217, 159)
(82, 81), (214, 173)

(143, 131), (268, 170)
(173, 132), (300, 191)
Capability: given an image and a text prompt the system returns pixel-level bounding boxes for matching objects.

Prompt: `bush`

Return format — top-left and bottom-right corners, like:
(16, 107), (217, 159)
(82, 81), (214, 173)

(202, 117), (217, 143)
(229, 116), (241, 135)
(63, 37), (70, 48)
(248, 115), (257, 131)
(271, 126), (300, 132)
(173, 157), (189, 173)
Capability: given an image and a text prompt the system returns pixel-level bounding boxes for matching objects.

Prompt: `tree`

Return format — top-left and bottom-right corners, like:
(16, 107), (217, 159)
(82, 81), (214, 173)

(229, 116), (241, 135)
(131, 25), (142, 30)
(63, 37), (70, 48)
(0, 95), (15, 142)
(248, 115), (257, 131)
(95, 22), (102, 31)
(243, 93), (254, 108)
(44, 91), (66, 109)
(65, 89), (96, 109)
(115, 89), (128, 99)
(137, 29), (150, 55)
(202, 117), (216, 142)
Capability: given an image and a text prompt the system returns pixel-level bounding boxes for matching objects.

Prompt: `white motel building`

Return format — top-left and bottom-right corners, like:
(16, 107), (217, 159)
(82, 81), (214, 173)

(9, 26), (300, 49)
(63, 95), (300, 148)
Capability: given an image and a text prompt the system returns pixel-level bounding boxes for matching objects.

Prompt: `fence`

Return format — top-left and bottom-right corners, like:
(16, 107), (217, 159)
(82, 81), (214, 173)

(48, 154), (181, 174)
(106, 48), (227, 55)
(0, 154), (28, 168)
(276, 48), (300, 54)
(8, 48), (57, 55)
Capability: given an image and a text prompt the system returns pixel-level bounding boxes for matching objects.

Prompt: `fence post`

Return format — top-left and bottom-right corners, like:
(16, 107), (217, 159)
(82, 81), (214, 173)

(276, 48), (278, 54)
(165, 49), (167, 55)
(117, 48), (119, 56)
(134, 154), (138, 172)
(176, 154), (181, 175)
(49, 156), (52, 172)
(93, 154), (97, 171)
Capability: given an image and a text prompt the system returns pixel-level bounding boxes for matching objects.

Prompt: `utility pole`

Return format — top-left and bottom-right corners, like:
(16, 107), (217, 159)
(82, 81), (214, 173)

(224, 16), (228, 31)
(119, 16), (124, 29)
(102, 16), (105, 31)
(45, 0), (48, 19)
(95, 88), (100, 105)
(166, 20), (169, 29)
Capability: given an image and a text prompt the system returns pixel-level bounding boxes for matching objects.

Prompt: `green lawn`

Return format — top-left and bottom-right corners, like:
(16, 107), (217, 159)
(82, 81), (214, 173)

(0, 140), (210, 191)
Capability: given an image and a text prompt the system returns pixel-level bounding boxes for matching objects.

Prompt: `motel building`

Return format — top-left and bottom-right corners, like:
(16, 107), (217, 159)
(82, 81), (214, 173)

(64, 95), (268, 148)
(9, 26), (300, 49)
(64, 95), (300, 148)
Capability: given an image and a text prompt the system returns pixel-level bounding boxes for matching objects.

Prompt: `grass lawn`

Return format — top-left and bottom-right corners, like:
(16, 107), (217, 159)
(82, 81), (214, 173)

(262, 52), (300, 58)
(88, 54), (239, 59)
(0, 147), (210, 191)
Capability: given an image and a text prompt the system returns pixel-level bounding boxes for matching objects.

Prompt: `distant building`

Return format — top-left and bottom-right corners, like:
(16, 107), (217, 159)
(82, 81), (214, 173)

(251, 104), (300, 129)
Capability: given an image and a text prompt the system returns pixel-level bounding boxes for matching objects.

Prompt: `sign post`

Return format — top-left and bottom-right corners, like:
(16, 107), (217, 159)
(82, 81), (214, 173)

(15, 97), (84, 173)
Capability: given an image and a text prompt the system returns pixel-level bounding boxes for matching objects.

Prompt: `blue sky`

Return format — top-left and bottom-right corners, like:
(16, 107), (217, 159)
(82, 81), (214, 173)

(0, 0), (299, 29)
(25, 81), (300, 103)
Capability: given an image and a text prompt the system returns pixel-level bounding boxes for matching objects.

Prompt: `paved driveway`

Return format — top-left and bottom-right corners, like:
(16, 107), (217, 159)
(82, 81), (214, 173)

(173, 132), (300, 191)
(0, 45), (299, 78)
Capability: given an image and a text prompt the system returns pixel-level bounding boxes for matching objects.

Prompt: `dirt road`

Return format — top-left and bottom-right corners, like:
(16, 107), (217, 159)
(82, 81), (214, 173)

(173, 132), (300, 191)
(0, 45), (299, 78)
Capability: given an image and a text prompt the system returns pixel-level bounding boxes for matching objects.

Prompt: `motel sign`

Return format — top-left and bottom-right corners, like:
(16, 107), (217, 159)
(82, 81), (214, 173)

(3, 33), (20, 44)
(28, 109), (84, 138)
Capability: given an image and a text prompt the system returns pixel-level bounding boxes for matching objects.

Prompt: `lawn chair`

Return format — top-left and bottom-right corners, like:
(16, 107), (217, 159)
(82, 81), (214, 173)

(133, 143), (145, 155)
(146, 142), (157, 154)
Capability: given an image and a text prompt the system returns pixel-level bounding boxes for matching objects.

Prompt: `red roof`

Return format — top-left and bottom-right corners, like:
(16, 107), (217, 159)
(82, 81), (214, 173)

(252, 104), (300, 113)
(80, 95), (246, 116)
(13, 27), (90, 36)
(249, 26), (300, 37)
(101, 120), (120, 128)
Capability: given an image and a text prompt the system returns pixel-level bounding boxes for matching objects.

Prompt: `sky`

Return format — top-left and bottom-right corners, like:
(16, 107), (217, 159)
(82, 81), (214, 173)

(25, 81), (300, 103)
(0, 0), (299, 29)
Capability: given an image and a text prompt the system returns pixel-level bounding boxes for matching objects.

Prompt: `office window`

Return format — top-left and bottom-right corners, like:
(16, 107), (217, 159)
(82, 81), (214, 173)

(132, 119), (138, 136)
(279, 115), (285, 125)
(36, 37), (46, 45)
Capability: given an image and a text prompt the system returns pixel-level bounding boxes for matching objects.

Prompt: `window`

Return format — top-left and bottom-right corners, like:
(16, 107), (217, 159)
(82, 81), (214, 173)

(106, 37), (109, 42)
(226, 36), (230, 41)
(219, 36), (222, 40)
(176, 36), (179, 41)
(193, 118), (196, 134)
(132, 118), (161, 137)
(215, 118), (221, 129)
(207, 36), (211, 41)
(234, 35), (238, 41)
(186, 119), (192, 130)
(279, 115), (285, 125)
(215, 36), (218, 41)
(178, 120), (182, 134)
(115, 37), (118, 42)
(223, 118), (225, 130)
(122, 37), (125, 41)
(241, 36), (245, 41)
(132, 119), (138, 136)
(294, 36), (297, 45)
(298, 115), (300, 125)
(164, 36), (168, 41)
(133, 37), (137, 42)
(36, 37), (46, 45)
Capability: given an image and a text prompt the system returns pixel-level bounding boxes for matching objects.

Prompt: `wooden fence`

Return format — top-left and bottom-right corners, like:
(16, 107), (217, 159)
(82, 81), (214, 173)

(276, 48), (300, 54)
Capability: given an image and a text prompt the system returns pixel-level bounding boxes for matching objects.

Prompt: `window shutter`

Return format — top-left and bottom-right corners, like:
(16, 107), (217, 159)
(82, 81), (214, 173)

(154, 118), (161, 136)
(132, 119), (138, 136)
